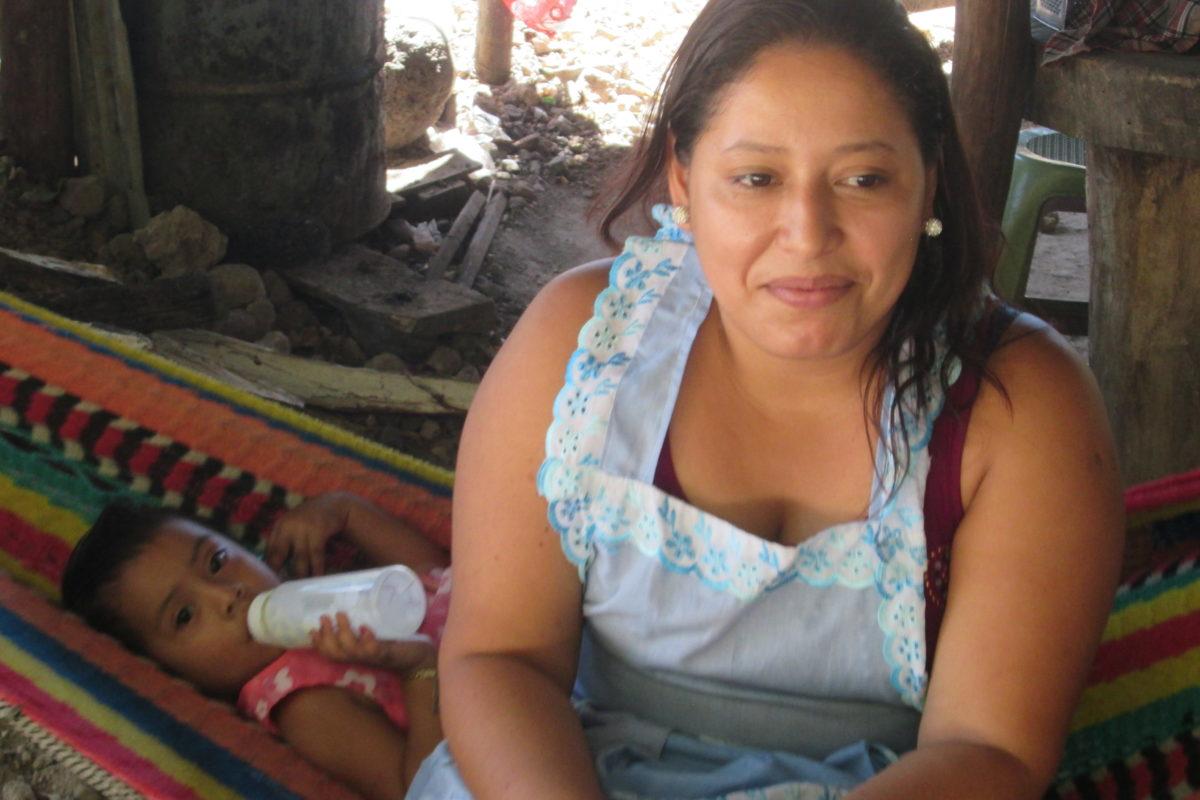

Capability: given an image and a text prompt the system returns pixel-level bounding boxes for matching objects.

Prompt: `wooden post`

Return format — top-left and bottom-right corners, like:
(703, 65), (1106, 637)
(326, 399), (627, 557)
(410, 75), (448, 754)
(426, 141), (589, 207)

(950, 0), (1033, 264)
(1086, 149), (1200, 485)
(0, 0), (74, 179)
(1030, 52), (1200, 484)
(475, 0), (513, 86)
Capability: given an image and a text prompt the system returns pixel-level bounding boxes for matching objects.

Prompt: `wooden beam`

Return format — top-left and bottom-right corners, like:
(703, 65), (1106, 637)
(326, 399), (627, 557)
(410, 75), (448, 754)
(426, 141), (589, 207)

(1030, 52), (1200, 161)
(153, 329), (477, 414)
(1, 0), (74, 179)
(475, 0), (513, 85)
(950, 0), (1033, 265)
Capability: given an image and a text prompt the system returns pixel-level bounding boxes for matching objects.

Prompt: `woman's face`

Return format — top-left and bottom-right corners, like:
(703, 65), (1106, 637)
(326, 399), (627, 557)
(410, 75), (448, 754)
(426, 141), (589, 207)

(669, 43), (935, 365)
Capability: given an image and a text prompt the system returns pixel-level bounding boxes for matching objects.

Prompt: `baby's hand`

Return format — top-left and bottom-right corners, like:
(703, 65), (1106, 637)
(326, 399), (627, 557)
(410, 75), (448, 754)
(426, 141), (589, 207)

(266, 493), (353, 577)
(311, 612), (436, 672)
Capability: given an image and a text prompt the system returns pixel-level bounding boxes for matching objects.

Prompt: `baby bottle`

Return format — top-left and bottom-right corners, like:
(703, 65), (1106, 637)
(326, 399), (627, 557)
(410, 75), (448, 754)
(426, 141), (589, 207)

(247, 565), (427, 648)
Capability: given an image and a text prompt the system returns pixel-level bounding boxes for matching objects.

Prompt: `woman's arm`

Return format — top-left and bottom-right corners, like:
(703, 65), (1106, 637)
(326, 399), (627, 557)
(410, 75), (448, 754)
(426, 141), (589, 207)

(438, 263), (613, 799)
(850, 321), (1125, 799)
(275, 686), (409, 800)
(265, 492), (449, 577)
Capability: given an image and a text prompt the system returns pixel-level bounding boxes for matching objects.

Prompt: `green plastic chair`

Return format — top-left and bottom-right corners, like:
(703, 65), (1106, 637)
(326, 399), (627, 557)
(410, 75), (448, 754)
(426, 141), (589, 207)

(994, 127), (1088, 327)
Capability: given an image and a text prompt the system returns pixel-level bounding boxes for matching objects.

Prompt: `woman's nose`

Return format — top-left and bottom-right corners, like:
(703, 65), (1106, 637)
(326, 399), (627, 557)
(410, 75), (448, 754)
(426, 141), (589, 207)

(777, 185), (841, 257)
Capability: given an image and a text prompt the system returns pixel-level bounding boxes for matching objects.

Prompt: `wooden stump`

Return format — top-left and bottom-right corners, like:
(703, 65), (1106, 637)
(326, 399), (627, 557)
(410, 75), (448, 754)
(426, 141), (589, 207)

(0, 0), (74, 178)
(1086, 147), (1200, 485)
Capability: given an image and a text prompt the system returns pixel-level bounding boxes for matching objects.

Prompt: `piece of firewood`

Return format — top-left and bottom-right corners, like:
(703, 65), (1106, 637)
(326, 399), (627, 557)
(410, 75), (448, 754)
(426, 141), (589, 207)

(457, 191), (507, 288)
(426, 190), (486, 280)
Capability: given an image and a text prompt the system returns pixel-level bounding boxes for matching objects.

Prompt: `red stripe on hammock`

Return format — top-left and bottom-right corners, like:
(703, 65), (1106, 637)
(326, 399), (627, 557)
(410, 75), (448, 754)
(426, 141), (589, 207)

(0, 509), (73, 583)
(1087, 608), (1200, 684)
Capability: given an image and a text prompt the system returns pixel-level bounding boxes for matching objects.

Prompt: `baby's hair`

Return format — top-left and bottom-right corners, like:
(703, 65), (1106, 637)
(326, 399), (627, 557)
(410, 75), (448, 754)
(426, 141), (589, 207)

(60, 501), (180, 653)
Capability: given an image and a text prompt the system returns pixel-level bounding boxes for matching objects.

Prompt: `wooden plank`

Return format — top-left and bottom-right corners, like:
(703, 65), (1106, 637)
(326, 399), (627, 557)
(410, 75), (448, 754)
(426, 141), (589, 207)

(951, 0), (1033, 260)
(386, 150), (481, 197)
(1030, 52), (1200, 161)
(475, 0), (513, 85)
(283, 245), (495, 351)
(0, 247), (121, 304)
(153, 329), (477, 414)
(45, 273), (217, 332)
(426, 190), (485, 280)
(68, 0), (151, 227)
(1, 0), (74, 179)
(457, 191), (507, 288)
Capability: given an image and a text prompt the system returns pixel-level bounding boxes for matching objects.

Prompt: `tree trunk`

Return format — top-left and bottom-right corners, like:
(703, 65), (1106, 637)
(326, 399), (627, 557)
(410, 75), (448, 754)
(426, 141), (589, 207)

(475, 0), (513, 85)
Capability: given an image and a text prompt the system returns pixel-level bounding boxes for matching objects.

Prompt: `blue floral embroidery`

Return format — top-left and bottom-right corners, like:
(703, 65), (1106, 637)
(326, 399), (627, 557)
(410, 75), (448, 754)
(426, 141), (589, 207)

(537, 205), (957, 710)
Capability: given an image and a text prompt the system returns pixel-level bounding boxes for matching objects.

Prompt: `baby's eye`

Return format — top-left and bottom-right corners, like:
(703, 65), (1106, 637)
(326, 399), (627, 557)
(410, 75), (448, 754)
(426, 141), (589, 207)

(208, 549), (228, 574)
(174, 606), (194, 629)
(734, 173), (774, 189)
(842, 174), (886, 189)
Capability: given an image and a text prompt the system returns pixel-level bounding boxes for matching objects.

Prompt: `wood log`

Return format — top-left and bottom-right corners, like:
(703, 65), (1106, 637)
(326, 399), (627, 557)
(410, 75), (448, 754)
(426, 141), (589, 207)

(42, 274), (217, 332)
(386, 150), (481, 197)
(475, 0), (513, 86)
(1086, 146), (1200, 485)
(1, 0), (74, 178)
(950, 0), (1034, 265)
(457, 191), (507, 288)
(153, 329), (477, 414)
(427, 190), (485, 281)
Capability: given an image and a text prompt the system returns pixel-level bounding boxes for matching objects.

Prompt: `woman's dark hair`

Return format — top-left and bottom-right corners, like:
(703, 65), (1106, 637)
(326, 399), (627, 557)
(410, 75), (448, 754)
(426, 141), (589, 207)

(60, 501), (179, 653)
(595, 0), (1001, 481)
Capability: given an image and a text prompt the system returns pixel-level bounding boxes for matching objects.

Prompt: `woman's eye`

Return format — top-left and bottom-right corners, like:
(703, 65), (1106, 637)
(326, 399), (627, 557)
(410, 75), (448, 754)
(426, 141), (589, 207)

(843, 174), (885, 189)
(208, 549), (228, 573)
(174, 606), (193, 629)
(734, 173), (774, 188)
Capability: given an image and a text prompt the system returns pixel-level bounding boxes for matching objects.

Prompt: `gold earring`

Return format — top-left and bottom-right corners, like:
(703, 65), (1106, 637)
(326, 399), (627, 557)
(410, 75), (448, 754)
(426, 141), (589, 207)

(923, 217), (943, 238)
(671, 205), (690, 225)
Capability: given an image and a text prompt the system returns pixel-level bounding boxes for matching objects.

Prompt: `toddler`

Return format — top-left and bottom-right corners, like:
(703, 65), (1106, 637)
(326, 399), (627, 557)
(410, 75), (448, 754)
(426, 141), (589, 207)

(60, 492), (450, 800)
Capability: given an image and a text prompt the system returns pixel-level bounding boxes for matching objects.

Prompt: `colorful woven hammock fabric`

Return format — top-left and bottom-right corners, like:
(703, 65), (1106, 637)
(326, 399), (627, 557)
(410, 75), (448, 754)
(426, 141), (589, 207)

(0, 289), (452, 797)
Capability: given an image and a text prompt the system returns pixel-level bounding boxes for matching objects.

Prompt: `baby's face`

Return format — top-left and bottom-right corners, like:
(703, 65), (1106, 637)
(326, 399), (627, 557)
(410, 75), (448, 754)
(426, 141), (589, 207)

(109, 518), (284, 698)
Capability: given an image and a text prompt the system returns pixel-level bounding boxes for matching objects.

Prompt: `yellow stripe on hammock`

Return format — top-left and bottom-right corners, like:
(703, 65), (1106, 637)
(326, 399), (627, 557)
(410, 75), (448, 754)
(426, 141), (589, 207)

(1070, 645), (1200, 731)
(0, 629), (243, 800)
(0, 473), (86, 599)
(1101, 578), (1200, 643)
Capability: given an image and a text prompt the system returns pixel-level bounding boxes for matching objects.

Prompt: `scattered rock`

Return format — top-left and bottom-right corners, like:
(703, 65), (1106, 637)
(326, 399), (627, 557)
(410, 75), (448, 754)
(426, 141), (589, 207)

(214, 308), (268, 342)
(365, 352), (409, 372)
(245, 297), (277, 332)
(256, 330), (291, 354)
(426, 345), (464, 376)
(208, 263), (266, 314)
(57, 175), (107, 219)
(133, 206), (227, 277)
(419, 418), (442, 440)
(98, 232), (154, 282)
(274, 299), (323, 349)
(261, 270), (293, 307)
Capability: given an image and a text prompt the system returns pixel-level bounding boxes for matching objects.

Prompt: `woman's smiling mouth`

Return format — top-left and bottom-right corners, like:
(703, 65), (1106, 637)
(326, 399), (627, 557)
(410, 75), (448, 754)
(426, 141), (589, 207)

(765, 276), (855, 309)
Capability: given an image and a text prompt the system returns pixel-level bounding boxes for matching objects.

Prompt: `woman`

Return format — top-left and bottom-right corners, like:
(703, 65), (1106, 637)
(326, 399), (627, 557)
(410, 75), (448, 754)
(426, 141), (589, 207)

(413, 1), (1124, 797)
